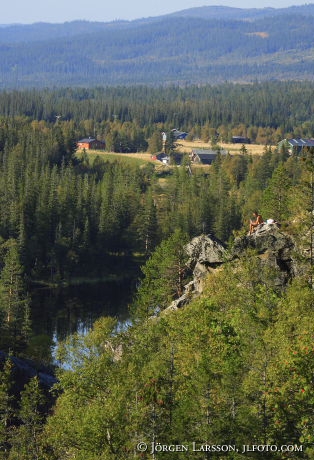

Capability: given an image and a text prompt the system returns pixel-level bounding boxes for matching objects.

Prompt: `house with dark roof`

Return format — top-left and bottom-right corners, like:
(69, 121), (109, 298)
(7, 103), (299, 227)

(171, 129), (189, 140)
(153, 152), (184, 165)
(154, 152), (170, 164)
(232, 136), (251, 144)
(190, 149), (228, 165)
(77, 137), (106, 150)
(278, 138), (314, 155)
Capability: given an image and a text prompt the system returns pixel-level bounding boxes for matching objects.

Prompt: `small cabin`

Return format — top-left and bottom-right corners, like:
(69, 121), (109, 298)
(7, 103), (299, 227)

(77, 137), (106, 150)
(190, 149), (227, 165)
(171, 129), (189, 140)
(155, 153), (170, 164)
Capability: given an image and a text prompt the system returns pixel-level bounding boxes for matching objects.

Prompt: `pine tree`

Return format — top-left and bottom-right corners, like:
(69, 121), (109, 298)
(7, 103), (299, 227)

(132, 190), (158, 254)
(0, 240), (30, 353)
(0, 357), (14, 459)
(148, 131), (162, 154)
(132, 229), (189, 320)
(289, 148), (314, 286)
(9, 377), (46, 460)
(261, 163), (291, 223)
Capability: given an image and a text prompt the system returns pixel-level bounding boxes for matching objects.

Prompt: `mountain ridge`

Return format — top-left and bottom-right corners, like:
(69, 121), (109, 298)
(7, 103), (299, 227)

(1, 4), (314, 41)
(168, 3), (314, 20)
(0, 4), (314, 87)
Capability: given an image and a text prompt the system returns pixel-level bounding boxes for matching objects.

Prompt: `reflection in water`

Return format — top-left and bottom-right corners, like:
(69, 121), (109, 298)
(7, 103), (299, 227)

(31, 280), (134, 346)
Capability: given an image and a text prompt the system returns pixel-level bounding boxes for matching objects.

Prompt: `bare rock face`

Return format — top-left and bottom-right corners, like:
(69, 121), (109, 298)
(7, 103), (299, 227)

(165, 281), (195, 313)
(164, 225), (298, 313)
(186, 225), (297, 295)
(185, 234), (226, 293)
(232, 223), (292, 253)
(232, 223), (296, 282)
(185, 233), (226, 267)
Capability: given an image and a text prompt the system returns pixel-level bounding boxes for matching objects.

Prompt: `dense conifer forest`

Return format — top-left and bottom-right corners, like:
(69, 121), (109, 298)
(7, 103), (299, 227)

(0, 81), (314, 458)
(1, 82), (314, 145)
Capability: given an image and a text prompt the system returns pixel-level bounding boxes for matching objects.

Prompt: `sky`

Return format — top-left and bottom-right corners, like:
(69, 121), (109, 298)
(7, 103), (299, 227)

(1, 0), (310, 24)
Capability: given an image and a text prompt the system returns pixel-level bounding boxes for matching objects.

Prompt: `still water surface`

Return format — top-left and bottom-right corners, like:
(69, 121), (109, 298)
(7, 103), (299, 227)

(31, 280), (134, 357)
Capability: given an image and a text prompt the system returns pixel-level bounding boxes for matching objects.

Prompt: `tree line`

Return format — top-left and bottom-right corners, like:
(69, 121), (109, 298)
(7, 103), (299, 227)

(0, 85), (313, 458)
(0, 82), (314, 146)
(0, 112), (301, 361)
(39, 147), (314, 459)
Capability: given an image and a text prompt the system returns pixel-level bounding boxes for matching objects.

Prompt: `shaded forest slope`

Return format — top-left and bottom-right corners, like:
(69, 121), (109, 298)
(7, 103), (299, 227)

(1, 5), (314, 87)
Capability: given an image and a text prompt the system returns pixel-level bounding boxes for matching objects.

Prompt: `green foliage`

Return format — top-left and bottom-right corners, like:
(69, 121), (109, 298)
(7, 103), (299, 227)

(286, 149), (314, 284)
(148, 131), (163, 154)
(0, 82), (313, 459)
(0, 240), (30, 353)
(42, 252), (314, 459)
(0, 117), (157, 281)
(9, 377), (47, 460)
(0, 83), (314, 143)
(130, 190), (159, 254)
(0, 358), (14, 458)
(132, 229), (189, 320)
(261, 162), (292, 223)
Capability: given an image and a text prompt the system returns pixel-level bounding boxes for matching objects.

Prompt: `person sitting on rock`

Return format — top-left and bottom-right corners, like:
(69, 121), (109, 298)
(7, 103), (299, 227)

(249, 211), (264, 234)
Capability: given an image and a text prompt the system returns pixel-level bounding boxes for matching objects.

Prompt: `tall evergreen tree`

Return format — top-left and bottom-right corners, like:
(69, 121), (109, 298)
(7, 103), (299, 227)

(132, 229), (189, 320)
(0, 358), (14, 459)
(0, 240), (30, 353)
(261, 162), (292, 223)
(9, 377), (46, 460)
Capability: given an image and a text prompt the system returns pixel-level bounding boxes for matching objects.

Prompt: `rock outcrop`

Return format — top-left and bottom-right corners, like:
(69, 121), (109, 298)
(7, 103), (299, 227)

(185, 233), (226, 293)
(165, 234), (226, 312)
(165, 223), (298, 313)
(232, 223), (296, 283)
(185, 233), (226, 266)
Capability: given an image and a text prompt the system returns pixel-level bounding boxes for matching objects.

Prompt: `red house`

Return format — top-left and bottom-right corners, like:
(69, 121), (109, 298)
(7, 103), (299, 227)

(77, 137), (106, 150)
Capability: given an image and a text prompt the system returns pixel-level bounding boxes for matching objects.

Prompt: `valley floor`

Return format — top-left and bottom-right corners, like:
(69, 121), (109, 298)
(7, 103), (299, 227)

(80, 140), (267, 163)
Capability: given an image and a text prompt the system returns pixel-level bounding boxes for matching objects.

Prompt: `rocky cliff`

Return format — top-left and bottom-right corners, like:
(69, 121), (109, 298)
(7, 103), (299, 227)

(166, 223), (297, 312)
(232, 222), (296, 283)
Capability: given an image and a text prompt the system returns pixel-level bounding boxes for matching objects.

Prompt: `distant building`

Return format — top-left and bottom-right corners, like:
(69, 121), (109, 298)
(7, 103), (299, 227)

(190, 149), (228, 165)
(232, 136), (251, 144)
(171, 129), (189, 140)
(278, 138), (314, 155)
(77, 137), (106, 150)
(154, 152), (170, 164)
(153, 152), (184, 165)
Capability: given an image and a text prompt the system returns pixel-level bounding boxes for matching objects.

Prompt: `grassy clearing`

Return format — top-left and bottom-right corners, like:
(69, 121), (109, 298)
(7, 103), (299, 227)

(78, 140), (266, 168)
(77, 150), (154, 166)
(178, 140), (266, 156)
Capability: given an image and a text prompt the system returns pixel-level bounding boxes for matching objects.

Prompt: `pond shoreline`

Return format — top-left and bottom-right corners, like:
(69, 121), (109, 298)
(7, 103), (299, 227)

(30, 272), (137, 289)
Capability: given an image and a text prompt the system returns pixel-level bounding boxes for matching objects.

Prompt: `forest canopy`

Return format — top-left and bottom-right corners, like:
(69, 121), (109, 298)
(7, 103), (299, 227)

(0, 82), (314, 145)
(0, 81), (314, 458)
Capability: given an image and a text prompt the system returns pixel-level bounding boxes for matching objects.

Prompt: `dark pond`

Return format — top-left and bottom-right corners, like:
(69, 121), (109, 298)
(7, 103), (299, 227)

(30, 279), (134, 361)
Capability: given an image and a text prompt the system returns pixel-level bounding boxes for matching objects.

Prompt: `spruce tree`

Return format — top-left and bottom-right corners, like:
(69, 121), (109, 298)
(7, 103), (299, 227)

(9, 377), (46, 460)
(132, 229), (189, 320)
(261, 163), (291, 223)
(0, 240), (30, 353)
(0, 357), (14, 459)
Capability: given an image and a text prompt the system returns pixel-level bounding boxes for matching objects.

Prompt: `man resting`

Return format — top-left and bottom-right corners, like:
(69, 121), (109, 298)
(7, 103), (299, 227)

(249, 211), (263, 234)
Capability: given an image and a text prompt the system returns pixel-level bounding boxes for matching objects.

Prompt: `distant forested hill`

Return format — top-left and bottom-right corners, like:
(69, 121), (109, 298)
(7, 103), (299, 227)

(1, 5), (314, 87)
